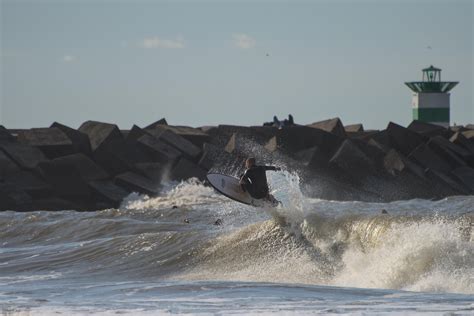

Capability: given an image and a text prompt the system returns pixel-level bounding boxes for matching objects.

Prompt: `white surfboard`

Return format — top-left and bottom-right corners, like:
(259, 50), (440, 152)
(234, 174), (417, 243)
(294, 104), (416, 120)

(206, 173), (276, 207)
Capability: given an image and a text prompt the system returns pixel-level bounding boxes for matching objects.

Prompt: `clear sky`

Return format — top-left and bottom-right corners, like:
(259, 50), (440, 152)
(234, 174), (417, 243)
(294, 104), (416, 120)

(1, 0), (472, 130)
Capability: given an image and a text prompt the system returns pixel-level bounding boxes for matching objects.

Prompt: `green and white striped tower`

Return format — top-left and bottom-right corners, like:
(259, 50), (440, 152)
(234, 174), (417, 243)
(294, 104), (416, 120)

(405, 65), (458, 128)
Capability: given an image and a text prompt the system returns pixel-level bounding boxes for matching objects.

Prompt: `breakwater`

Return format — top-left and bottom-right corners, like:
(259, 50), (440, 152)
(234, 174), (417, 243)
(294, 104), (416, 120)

(0, 118), (473, 211)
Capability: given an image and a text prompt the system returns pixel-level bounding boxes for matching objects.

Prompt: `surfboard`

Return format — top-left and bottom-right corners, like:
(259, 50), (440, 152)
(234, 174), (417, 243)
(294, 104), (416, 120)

(206, 173), (278, 207)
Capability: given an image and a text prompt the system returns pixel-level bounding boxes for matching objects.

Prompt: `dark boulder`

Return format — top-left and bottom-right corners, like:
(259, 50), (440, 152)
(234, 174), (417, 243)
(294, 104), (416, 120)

(0, 184), (33, 211)
(146, 128), (202, 160)
(144, 118), (168, 129)
(329, 139), (374, 174)
(426, 169), (470, 195)
(115, 172), (160, 196)
(308, 118), (347, 138)
(37, 160), (92, 200)
(78, 120), (123, 151)
(462, 130), (474, 140)
(0, 142), (48, 169)
(17, 127), (74, 159)
(384, 149), (406, 176)
(273, 125), (343, 156)
(198, 143), (221, 170)
(136, 134), (181, 163)
(427, 136), (471, 168)
(450, 132), (474, 155)
(407, 120), (452, 138)
(89, 180), (130, 207)
(293, 146), (328, 170)
(51, 122), (92, 156)
(134, 162), (166, 183)
(344, 124), (364, 132)
(5, 170), (52, 198)
(386, 122), (425, 156)
(53, 153), (109, 181)
(451, 167), (474, 192)
(171, 157), (207, 182)
(125, 125), (146, 142)
(0, 150), (21, 180)
(408, 143), (451, 174)
(370, 130), (391, 148)
(0, 126), (15, 142)
(148, 125), (210, 148)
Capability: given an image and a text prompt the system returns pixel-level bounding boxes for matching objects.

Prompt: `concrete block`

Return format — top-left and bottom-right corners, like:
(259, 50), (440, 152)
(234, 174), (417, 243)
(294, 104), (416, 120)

(0, 142), (48, 169)
(427, 136), (471, 168)
(17, 127), (74, 159)
(198, 143), (232, 172)
(53, 153), (109, 181)
(225, 133), (255, 155)
(408, 143), (451, 174)
(407, 120), (451, 138)
(462, 130), (474, 140)
(384, 149), (405, 176)
(450, 132), (474, 155)
(93, 138), (152, 176)
(115, 172), (160, 196)
(451, 166), (474, 192)
(346, 130), (379, 141)
(198, 143), (219, 170)
(426, 169), (470, 194)
(294, 146), (327, 168)
(370, 130), (391, 148)
(146, 128), (202, 160)
(171, 157), (207, 181)
(0, 184), (33, 211)
(148, 125), (210, 148)
(89, 180), (130, 207)
(125, 125), (146, 142)
(51, 122), (92, 156)
(37, 160), (92, 199)
(0, 150), (21, 180)
(134, 162), (166, 183)
(78, 120), (123, 151)
(144, 118), (168, 129)
(264, 136), (278, 152)
(308, 117), (347, 138)
(136, 134), (181, 163)
(344, 124), (364, 132)
(275, 125), (343, 155)
(386, 122), (425, 156)
(5, 170), (52, 198)
(0, 126), (15, 143)
(367, 138), (390, 154)
(329, 139), (374, 172)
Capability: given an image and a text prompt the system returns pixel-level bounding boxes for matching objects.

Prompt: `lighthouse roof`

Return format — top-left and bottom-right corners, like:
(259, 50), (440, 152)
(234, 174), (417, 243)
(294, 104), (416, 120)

(423, 65), (441, 72)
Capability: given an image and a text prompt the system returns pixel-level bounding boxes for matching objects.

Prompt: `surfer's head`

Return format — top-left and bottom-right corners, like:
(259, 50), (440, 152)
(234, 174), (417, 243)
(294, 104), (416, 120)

(245, 157), (256, 168)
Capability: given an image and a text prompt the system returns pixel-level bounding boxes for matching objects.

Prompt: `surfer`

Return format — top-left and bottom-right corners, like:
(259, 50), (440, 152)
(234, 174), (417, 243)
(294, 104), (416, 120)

(239, 157), (281, 205)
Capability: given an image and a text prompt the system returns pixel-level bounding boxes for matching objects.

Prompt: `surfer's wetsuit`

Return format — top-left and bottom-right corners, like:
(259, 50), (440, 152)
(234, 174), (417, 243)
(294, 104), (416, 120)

(240, 165), (278, 199)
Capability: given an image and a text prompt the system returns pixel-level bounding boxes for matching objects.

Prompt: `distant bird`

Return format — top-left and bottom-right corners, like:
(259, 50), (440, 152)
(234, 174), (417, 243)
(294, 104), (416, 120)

(427, 46), (432, 50)
(266, 53), (270, 57)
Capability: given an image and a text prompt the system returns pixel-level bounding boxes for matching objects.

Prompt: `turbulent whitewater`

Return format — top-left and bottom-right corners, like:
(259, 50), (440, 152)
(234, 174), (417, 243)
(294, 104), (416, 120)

(0, 172), (473, 314)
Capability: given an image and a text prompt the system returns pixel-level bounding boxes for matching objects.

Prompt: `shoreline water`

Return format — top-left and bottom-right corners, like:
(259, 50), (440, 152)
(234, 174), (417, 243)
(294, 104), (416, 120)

(0, 177), (472, 314)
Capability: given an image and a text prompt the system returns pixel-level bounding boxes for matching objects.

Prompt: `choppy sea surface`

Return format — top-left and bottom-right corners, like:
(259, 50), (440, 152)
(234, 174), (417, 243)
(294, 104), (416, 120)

(0, 172), (473, 315)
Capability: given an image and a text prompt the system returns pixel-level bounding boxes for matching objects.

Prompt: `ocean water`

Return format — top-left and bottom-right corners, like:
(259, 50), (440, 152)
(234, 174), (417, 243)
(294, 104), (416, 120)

(0, 172), (473, 315)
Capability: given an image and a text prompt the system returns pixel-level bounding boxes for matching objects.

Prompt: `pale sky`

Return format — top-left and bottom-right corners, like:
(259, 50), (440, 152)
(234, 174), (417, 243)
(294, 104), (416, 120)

(1, 0), (473, 130)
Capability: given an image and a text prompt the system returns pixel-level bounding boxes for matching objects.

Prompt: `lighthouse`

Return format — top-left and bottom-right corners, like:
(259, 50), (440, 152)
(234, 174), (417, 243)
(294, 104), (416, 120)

(405, 65), (458, 128)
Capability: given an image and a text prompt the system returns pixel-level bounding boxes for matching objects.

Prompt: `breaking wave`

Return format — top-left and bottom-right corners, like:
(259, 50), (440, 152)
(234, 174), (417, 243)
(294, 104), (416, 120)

(0, 173), (472, 295)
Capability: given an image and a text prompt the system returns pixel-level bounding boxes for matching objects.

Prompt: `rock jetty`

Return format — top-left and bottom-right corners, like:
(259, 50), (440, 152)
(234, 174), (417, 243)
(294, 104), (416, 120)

(0, 118), (473, 211)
